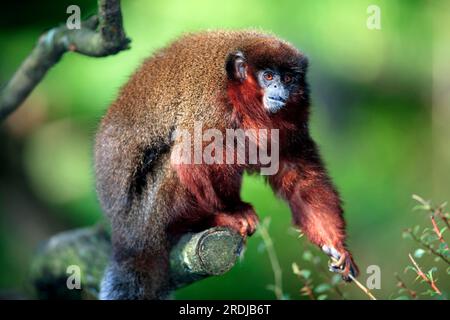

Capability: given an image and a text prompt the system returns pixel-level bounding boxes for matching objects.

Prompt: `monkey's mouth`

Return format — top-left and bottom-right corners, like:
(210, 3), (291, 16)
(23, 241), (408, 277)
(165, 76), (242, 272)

(268, 96), (287, 103)
(265, 96), (287, 113)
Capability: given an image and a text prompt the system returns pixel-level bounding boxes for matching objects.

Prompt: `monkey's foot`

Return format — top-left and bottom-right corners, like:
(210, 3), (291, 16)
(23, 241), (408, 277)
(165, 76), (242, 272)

(322, 245), (359, 282)
(213, 207), (259, 237)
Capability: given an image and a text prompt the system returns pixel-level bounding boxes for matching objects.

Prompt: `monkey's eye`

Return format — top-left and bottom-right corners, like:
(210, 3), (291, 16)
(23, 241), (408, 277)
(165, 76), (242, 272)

(263, 71), (274, 81)
(283, 74), (293, 84)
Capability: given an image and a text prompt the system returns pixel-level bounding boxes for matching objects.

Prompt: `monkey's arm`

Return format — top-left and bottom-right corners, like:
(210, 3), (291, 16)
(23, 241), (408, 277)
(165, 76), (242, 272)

(268, 138), (358, 280)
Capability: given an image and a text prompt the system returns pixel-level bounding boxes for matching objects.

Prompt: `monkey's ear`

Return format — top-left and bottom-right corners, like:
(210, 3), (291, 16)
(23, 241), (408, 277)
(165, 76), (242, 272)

(299, 55), (309, 73)
(226, 51), (247, 82)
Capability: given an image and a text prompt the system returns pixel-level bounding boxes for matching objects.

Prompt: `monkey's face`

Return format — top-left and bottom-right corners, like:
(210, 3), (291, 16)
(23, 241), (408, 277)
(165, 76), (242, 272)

(226, 48), (307, 116)
(256, 69), (299, 113)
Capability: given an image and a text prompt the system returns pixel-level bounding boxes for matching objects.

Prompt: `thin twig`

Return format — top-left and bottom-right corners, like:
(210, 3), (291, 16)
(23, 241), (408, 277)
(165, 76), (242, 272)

(395, 273), (417, 299)
(413, 194), (449, 229)
(300, 284), (316, 300)
(348, 274), (377, 300)
(292, 263), (316, 300)
(329, 257), (377, 300)
(409, 231), (450, 265)
(434, 201), (450, 230)
(258, 219), (284, 300)
(330, 280), (345, 299)
(408, 253), (442, 295)
(437, 210), (450, 229)
(430, 215), (448, 250)
(316, 263), (346, 299)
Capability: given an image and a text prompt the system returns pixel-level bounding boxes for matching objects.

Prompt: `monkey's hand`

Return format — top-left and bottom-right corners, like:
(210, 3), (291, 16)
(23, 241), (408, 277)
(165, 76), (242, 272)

(213, 204), (259, 237)
(322, 245), (359, 282)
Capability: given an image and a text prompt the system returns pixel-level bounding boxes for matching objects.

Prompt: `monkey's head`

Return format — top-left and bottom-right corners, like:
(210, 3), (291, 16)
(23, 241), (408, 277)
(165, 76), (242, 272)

(225, 37), (309, 117)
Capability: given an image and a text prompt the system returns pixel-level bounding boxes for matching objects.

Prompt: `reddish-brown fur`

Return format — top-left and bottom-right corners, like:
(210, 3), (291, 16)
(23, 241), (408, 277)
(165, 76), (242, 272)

(96, 30), (357, 300)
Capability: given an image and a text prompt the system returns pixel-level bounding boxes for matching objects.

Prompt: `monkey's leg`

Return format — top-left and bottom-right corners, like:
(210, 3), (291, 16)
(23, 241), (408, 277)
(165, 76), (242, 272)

(99, 191), (173, 300)
(268, 158), (359, 281)
(174, 163), (259, 237)
(100, 260), (147, 300)
(100, 240), (171, 300)
(212, 203), (259, 237)
(100, 261), (170, 300)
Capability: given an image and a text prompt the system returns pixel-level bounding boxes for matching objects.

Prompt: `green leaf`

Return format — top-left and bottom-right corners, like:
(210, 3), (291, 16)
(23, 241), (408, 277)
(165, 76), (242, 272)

(414, 248), (426, 259)
(395, 296), (410, 300)
(412, 205), (425, 211)
(412, 195), (431, 210)
(302, 250), (313, 262)
(299, 269), (311, 279)
(427, 267), (437, 281)
(438, 201), (448, 209)
(404, 265), (416, 273)
(426, 234), (440, 242)
(317, 294), (328, 300)
(257, 242), (266, 253)
(421, 289), (436, 297)
(292, 262), (301, 275)
(331, 274), (341, 286)
(266, 284), (275, 291)
(413, 225), (421, 234)
(420, 233), (432, 242)
(314, 283), (331, 294)
(312, 256), (321, 265)
(438, 243), (449, 253)
(402, 231), (412, 240)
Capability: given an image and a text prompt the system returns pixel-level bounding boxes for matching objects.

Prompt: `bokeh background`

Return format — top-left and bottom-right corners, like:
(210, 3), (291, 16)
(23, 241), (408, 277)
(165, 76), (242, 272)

(0, 0), (449, 299)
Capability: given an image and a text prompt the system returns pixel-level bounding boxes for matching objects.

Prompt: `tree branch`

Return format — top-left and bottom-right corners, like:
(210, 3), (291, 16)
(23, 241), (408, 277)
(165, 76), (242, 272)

(0, 0), (130, 120)
(408, 253), (442, 296)
(30, 225), (244, 299)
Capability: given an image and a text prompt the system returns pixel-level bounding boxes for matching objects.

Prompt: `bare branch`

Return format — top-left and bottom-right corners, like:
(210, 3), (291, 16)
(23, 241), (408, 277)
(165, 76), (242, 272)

(408, 230), (450, 265)
(0, 0), (130, 120)
(430, 215), (448, 250)
(408, 253), (442, 295)
(170, 227), (244, 289)
(30, 225), (243, 299)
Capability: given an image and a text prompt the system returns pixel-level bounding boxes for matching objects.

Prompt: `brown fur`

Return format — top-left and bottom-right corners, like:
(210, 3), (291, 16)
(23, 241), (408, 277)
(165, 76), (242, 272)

(95, 30), (357, 300)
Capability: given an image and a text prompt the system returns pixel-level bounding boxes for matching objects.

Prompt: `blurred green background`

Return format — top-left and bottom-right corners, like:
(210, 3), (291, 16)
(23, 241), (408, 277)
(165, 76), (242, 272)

(0, 0), (449, 299)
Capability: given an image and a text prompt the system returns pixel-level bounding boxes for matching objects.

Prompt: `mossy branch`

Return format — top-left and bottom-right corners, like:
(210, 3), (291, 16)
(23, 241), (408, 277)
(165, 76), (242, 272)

(0, 0), (130, 120)
(30, 225), (244, 299)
